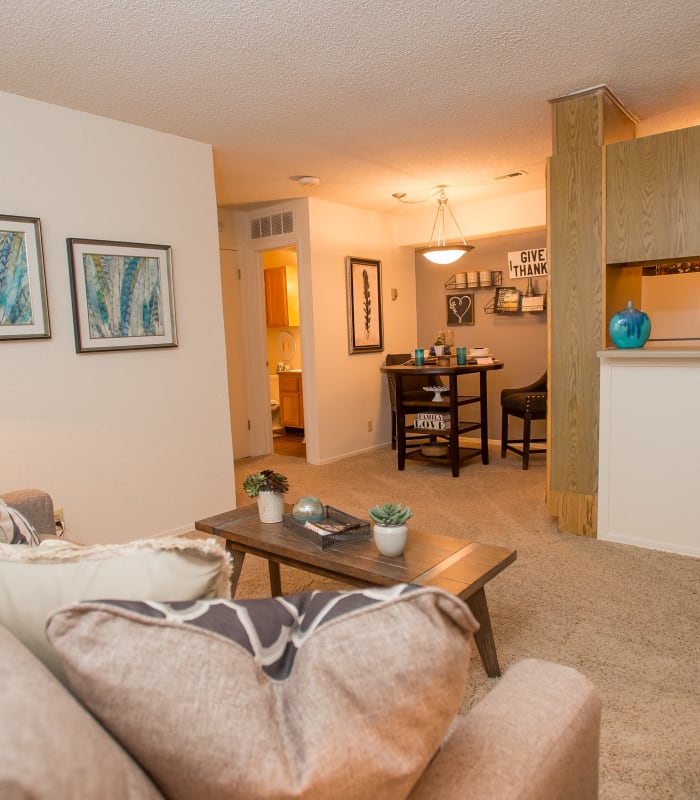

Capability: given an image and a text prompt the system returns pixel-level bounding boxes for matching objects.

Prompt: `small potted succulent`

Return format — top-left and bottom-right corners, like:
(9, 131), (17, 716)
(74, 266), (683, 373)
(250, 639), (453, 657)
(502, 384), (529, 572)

(368, 502), (413, 557)
(243, 469), (289, 523)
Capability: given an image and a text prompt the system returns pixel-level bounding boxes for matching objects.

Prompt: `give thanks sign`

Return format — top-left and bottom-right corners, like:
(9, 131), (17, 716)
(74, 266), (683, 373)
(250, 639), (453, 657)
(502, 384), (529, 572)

(508, 248), (548, 279)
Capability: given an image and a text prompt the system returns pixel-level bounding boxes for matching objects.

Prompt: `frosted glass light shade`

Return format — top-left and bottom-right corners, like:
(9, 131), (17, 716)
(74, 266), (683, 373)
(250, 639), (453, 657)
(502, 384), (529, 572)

(417, 245), (474, 265)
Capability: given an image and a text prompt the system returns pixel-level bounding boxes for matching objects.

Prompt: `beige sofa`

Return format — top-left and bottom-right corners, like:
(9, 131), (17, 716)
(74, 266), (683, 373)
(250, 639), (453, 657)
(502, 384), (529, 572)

(0, 490), (601, 800)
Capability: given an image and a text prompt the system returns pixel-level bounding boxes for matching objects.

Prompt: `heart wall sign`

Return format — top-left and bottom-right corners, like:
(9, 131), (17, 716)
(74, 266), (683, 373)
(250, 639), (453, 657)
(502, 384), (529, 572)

(446, 293), (475, 325)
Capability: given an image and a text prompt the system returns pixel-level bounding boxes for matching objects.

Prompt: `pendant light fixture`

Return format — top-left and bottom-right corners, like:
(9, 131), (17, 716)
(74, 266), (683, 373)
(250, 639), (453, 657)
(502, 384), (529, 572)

(393, 186), (474, 265)
(416, 187), (474, 264)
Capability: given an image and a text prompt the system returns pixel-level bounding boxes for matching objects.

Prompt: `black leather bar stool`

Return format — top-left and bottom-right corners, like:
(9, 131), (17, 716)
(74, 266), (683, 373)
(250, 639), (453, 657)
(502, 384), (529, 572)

(500, 372), (547, 469)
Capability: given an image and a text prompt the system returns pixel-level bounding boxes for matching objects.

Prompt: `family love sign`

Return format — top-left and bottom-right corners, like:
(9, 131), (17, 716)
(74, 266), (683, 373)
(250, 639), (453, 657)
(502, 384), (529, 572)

(508, 248), (548, 279)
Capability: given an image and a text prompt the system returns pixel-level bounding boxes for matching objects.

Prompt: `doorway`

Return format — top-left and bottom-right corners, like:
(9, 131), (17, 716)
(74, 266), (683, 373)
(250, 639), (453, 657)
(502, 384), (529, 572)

(261, 247), (306, 459)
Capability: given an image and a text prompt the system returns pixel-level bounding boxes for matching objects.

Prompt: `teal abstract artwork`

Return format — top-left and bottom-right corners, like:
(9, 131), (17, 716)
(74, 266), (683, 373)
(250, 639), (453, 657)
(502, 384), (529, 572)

(82, 254), (164, 339)
(0, 230), (32, 326)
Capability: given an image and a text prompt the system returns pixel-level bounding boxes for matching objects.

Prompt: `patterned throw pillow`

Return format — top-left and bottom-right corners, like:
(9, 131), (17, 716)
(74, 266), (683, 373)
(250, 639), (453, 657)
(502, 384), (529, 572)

(0, 500), (41, 546)
(47, 584), (479, 800)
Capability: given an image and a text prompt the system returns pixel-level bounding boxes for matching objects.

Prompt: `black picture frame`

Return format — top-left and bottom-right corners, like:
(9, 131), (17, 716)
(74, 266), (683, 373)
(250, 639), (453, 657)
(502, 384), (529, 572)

(0, 214), (50, 340)
(67, 238), (177, 353)
(446, 293), (475, 325)
(494, 286), (521, 313)
(345, 256), (383, 354)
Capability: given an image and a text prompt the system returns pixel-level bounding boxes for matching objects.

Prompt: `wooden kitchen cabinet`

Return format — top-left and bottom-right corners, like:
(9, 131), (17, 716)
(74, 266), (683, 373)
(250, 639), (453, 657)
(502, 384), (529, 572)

(606, 125), (700, 264)
(279, 372), (304, 429)
(264, 265), (299, 327)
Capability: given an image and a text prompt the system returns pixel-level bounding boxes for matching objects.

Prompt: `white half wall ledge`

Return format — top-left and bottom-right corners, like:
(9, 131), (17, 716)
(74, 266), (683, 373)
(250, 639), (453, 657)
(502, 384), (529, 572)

(597, 345), (700, 559)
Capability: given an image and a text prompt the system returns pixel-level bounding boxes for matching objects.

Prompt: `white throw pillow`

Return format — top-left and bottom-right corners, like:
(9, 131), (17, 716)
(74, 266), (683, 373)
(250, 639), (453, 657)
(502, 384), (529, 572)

(0, 536), (230, 681)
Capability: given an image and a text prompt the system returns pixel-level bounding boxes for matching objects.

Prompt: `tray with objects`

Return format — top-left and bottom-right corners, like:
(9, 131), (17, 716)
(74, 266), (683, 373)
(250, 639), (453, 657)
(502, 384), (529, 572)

(283, 506), (371, 549)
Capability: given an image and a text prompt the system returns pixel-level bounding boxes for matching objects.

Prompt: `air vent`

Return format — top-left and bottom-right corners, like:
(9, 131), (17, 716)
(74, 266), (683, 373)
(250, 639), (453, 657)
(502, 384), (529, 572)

(494, 170), (528, 181)
(250, 211), (294, 240)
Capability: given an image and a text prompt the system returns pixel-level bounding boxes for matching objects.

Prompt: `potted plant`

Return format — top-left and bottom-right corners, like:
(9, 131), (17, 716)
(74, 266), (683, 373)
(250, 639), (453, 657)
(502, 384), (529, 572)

(243, 469), (289, 523)
(368, 502), (412, 557)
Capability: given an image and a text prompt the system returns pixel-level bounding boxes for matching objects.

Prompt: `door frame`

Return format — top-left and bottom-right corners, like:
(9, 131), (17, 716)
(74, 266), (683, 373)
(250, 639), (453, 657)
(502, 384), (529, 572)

(233, 200), (316, 461)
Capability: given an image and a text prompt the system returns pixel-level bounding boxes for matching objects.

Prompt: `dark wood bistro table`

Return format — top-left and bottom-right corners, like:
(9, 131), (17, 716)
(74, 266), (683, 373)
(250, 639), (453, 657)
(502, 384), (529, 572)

(381, 360), (504, 476)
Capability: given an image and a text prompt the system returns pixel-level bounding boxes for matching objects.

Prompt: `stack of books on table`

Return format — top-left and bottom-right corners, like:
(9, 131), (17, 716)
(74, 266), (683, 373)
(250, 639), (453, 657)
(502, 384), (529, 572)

(414, 411), (451, 430)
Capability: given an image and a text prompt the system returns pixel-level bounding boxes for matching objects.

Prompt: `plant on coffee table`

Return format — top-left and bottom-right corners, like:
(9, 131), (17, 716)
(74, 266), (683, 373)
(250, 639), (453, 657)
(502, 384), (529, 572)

(368, 502), (412, 527)
(368, 502), (413, 557)
(243, 469), (289, 498)
(243, 469), (289, 523)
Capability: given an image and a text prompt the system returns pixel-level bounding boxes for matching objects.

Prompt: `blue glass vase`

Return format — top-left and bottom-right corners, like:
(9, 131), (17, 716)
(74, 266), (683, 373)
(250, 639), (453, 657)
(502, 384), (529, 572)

(609, 301), (651, 348)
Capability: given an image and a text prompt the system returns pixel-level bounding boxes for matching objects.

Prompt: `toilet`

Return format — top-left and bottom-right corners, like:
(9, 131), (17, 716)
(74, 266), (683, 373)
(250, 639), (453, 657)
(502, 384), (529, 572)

(269, 374), (283, 433)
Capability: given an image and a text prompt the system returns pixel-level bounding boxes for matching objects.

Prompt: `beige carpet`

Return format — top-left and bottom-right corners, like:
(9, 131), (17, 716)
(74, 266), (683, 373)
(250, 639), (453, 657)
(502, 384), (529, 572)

(226, 446), (699, 800)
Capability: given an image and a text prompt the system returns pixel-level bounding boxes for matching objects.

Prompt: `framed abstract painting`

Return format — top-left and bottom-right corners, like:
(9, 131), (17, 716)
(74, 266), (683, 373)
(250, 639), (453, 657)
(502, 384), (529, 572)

(0, 214), (50, 340)
(67, 238), (177, 353)
(345, 256), (383, 354)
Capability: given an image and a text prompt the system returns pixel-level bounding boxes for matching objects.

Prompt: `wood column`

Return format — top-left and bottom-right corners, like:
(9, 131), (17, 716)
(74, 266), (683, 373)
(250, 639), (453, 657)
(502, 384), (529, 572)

(546, 86), (636, 536)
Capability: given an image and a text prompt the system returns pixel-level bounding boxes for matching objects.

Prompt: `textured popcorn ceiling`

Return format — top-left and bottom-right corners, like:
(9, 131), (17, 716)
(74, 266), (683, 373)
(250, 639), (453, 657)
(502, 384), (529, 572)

(2, 0), (699, 213)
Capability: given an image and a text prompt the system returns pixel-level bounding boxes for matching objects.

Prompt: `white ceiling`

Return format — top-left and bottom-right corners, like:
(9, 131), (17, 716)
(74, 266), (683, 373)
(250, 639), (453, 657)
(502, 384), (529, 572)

(2, 1), (699, 215)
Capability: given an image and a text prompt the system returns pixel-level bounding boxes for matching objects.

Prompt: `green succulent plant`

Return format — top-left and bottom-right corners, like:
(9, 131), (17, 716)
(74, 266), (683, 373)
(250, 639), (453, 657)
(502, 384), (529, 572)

(243, 469), (289, 498)
(368, 502), (413, 527)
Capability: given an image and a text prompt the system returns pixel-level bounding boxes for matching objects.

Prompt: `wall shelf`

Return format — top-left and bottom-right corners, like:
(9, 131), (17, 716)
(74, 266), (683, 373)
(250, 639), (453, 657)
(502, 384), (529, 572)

(444, 271), (502, 290)
(484, 290), (547, 315)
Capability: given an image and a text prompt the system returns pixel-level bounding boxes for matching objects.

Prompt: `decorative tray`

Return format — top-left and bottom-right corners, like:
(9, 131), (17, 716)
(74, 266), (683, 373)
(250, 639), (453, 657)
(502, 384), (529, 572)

(283, 506), (370, 549)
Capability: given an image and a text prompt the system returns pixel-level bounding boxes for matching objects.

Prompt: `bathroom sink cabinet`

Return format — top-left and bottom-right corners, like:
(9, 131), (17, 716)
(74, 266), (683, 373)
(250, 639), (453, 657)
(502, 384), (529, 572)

(279, 372), (304, 429)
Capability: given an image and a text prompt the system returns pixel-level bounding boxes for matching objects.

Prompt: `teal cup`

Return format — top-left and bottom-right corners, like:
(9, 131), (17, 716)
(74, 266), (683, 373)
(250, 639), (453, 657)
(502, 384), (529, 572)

(414, 348), (424, 366)
(456, 347), (467, 365)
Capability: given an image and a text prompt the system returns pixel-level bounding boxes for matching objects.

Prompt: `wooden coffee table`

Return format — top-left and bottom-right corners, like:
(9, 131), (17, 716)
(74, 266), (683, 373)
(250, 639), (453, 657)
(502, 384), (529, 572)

(195, 506), (516, 677)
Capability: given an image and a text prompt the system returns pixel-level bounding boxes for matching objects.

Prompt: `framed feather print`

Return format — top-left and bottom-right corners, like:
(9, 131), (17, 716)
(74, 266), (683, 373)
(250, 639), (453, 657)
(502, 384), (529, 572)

(345, 256), (383, 354)
(67, 238), (177, 353)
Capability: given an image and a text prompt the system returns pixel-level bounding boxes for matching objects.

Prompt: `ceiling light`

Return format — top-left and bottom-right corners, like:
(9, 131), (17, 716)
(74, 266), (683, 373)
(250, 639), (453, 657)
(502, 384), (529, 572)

(291, 175), (320, 186)
(414, 187), (474, 265)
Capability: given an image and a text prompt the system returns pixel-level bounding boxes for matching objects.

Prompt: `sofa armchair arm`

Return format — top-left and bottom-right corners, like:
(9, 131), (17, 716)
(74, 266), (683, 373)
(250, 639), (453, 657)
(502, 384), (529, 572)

(409, 659), (601, 800)
(0, 489), (55, 538)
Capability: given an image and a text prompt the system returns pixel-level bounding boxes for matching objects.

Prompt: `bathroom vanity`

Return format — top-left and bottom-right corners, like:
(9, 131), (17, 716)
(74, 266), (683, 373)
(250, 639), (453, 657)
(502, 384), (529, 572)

(279, 371), (304, 429)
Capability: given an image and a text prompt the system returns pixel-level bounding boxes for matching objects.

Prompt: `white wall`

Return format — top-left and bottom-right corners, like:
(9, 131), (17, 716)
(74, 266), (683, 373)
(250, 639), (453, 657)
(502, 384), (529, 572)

(307, 198), (417, 461)
(0, 92), (235, 543)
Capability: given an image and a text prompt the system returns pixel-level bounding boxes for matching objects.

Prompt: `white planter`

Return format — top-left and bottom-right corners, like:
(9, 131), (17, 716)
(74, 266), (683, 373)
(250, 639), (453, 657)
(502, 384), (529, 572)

(257, 490), (285, 523)
(372, 524), (408, 557)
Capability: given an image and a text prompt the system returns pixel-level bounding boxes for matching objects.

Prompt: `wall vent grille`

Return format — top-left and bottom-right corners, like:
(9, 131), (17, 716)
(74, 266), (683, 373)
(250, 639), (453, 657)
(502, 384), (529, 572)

(250, 211), (294, 239)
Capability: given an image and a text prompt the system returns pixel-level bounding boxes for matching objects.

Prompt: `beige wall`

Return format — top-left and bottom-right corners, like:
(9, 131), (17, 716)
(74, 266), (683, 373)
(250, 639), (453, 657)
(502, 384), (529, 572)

(307, 198), (418, 460)
(0, 91), (235, 543)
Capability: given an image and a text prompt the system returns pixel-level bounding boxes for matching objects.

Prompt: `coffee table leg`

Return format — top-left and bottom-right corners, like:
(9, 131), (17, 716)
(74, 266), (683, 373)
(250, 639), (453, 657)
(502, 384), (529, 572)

(464, 587), (501, 677)
(268, 560), (282, 596)
(225, 542), (245, 598)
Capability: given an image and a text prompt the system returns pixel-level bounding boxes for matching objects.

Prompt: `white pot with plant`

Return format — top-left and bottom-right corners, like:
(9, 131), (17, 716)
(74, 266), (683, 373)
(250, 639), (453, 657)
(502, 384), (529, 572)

(243, 469), (289, 523)
(368, 502), (413, 557)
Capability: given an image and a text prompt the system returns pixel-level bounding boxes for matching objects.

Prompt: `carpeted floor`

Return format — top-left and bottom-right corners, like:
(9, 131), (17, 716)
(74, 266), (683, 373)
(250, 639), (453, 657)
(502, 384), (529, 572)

(227, 446), (699, 800)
